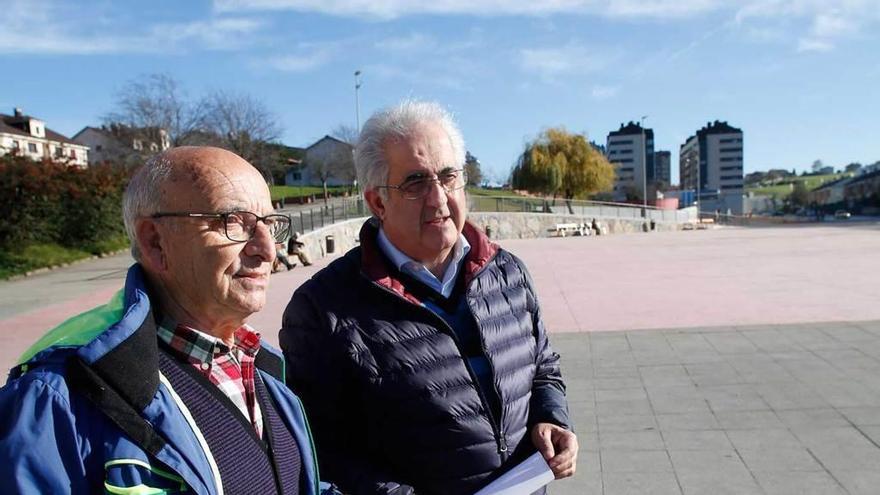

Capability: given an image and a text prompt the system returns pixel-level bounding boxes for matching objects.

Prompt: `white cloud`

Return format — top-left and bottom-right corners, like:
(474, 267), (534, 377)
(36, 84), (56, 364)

(214, 0), (729, 19)
(262, 46), (336, 72)
(374, 33), (437, 52)
(518, 43), (608, 81)
(0, 0), (263, 55)
(797, 37), (833, 52)
(591, 85), (619, 100)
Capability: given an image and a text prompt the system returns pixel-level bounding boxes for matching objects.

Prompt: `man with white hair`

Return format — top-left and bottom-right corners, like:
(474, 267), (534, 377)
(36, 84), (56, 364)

(0, 147), (339, 494)
(281, 101), (577, 494)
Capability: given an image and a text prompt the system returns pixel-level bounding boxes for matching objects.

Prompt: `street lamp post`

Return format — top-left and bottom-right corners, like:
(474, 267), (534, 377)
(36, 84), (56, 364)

(640, 115), (648, 220)
(354, 70), (362, 133)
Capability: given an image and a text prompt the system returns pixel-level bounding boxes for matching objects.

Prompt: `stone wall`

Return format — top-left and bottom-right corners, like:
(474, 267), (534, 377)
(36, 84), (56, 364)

(297, 210), (694, 260)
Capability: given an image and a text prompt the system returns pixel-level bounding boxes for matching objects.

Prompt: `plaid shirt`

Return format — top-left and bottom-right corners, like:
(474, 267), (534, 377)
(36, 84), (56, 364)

(158, 320), (264, 438)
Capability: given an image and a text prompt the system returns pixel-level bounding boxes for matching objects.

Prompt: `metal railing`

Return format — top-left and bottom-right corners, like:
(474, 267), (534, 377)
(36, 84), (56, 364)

(285, 198), (368, 234)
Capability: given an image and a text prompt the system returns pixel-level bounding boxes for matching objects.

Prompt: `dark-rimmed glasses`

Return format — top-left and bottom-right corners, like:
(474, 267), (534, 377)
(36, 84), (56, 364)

(377, 168), (467, 200)
(150, 211), (291, 243)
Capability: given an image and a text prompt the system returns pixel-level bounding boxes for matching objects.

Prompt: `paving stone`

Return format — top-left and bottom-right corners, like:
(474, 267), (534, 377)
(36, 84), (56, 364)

(751, 471), (847, 495)
(662, 430), (732, 451)
(596, 388), (649, 403)
(714, 410), (786, 430)
(596, 399), (654, 417)
(600, 430), (665, 451)
(726, 428), (803, 451)
(639, 365), (692, 388)
(835, 470), (880, 495)
(839, 406), (880, 426)
(702, 384), (770, 412)
(669, 450), (761, 495)
(791, 426), (878, 451)
(602, 472), (682, 495)
(601, 450), (673, 473)
(737, 448), (824, 472)
(808, 445), (880, 472)
(753, 382), (830, 410)
(597, 414), (658, 433)
(704, 333), (759, 355)
(775, 408), (850, 429)
(684, 363), (743, 386)
(655, 412), (720, 431)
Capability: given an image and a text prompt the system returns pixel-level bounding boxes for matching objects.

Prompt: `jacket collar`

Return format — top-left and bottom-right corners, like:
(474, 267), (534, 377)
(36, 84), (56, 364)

(359, 217), (499, 304)
(75, 264), (286, 413)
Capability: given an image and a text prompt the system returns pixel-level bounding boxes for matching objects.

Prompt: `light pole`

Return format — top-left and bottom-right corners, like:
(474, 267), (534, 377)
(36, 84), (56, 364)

(695, 153), (701, 219)
(640, 115), (648, 219)
(354, 70), (362, 133)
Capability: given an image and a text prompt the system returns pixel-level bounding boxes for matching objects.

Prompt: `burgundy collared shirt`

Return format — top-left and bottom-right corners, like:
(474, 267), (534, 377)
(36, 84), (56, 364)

(157, 321), (264, 438)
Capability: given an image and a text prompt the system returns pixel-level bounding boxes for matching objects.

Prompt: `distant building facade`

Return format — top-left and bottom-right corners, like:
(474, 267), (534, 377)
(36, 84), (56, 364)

(653, 150), (671, 185)
(0, 108), (89, 167)
(285, 135), (354, 187)
(72, 124), (170, 166)
(679, 120), (744, 215)
(606, 122), (654, 201)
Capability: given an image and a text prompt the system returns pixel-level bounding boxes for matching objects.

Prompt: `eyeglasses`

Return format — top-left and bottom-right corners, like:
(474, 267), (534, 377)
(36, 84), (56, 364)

(151, 211), (291, 243)
(378, 168), (467, 200)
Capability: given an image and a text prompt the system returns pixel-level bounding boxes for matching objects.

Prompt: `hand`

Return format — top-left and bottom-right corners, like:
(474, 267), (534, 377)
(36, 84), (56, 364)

(530, 422), (578, 479)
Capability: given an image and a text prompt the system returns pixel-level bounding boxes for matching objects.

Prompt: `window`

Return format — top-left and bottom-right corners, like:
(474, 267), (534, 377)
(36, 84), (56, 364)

(721, 175), (742, 181)
(292, 172), (302, 181)
(11, 140), (19, 149)
(55, 147), (64, 158)
(70, 149), (77, 159)
(28, 143), (37, 153)
(617, 149), (633, 154)
(619, 167), (634, 173)
(720, 137), (742, 144)
(610, 139), (633, 145)
(720, 184), (743, 190)
(96, 145), (103, 151)
(719, 147), (742, 153)
(613, 158), (634, 163)
(721, 166), (743, 171)
(720, 156), (742, 162)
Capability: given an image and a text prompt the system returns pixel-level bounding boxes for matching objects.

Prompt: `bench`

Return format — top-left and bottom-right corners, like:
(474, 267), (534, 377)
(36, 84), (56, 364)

(548, 223), (589, 237)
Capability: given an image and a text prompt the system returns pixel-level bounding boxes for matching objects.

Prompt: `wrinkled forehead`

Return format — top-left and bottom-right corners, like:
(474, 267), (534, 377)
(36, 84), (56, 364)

(384, 123), (456, 173)
(161, 162), (272, 214)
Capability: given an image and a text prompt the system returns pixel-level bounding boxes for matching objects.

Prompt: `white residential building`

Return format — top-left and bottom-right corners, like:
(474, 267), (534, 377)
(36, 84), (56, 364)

(606, 122), (654, 201)
(0, 108), (89, 167)
(285, 135), (354, 187)
(72, 124), (170, 166)
(679, 121), (744, 215)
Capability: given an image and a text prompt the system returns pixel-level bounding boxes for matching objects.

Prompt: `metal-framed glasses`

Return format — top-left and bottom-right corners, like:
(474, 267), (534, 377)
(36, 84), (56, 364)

(378, 168), (467, 200)
(151, 211), (292, 243)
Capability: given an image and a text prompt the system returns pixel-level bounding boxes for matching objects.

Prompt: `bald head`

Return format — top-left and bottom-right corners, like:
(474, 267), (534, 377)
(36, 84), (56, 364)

(123, 146), (267, 261)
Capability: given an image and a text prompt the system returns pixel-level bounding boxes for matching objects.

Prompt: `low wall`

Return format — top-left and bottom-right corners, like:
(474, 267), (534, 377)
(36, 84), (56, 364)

(298, 210), (695, 260)
(298, 217), (370, 262)
(469, 212), (685, 240)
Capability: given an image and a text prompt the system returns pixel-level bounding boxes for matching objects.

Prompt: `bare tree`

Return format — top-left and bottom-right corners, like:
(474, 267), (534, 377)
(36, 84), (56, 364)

(104, 73), (200, 146)
(195, 90), (282, 179)
(307, 142), (355, 203)
(331, 124), (359, 145)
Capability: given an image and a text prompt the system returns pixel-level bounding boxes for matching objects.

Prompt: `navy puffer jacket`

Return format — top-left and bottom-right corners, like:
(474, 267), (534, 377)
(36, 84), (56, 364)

(280, 219), (570, 495)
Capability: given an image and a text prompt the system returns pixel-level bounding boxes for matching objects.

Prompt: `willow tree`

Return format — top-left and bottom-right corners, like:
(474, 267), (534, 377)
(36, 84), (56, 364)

(511, 127), (615, 213)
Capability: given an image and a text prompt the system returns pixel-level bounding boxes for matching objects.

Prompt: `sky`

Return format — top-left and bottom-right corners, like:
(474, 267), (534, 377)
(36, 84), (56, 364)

(1, 0), (879, 184)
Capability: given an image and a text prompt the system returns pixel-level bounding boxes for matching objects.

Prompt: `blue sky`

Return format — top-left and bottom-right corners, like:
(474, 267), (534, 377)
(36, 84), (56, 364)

(2, 0), (878, 184)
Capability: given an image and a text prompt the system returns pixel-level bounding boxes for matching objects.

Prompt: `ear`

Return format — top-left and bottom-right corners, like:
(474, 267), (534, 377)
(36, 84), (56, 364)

(136, 218), (169, 272)
(364, 189), (388, 221)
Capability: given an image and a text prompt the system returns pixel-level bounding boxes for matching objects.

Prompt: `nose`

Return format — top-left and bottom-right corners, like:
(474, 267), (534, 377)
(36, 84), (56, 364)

(423, 178), (449, 209)
(244, 221), (276, 263)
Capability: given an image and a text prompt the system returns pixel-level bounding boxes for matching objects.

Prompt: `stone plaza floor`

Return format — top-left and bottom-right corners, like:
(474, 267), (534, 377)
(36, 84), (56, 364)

(1, 221), (879, 493)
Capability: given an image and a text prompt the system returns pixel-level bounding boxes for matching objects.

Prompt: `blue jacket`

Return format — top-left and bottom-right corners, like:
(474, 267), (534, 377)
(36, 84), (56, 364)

(0, 264), (336, 495)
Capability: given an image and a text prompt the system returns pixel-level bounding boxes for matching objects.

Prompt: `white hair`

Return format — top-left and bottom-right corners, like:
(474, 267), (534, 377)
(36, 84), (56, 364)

(354, 100), (466, 198)
(122, 153), (174, 261)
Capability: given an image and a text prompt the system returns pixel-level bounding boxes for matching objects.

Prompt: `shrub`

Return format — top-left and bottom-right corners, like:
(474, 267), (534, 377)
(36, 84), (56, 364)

(0, 155), (130, 250)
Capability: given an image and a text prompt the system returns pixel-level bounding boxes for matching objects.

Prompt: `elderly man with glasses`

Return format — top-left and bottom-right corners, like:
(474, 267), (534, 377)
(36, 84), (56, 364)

(280, 101), (577, 495)
(0, 146), (339, 495)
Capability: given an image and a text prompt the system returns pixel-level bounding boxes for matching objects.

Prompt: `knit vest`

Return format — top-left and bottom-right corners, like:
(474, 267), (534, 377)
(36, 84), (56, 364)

(157, 349), (303, 494)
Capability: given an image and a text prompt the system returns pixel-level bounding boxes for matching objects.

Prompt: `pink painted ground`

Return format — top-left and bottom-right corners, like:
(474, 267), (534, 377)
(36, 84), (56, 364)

(2, 222), (879, 370)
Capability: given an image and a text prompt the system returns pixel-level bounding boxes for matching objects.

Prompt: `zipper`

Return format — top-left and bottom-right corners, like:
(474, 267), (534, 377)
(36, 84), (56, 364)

(366, 276), (510, 461)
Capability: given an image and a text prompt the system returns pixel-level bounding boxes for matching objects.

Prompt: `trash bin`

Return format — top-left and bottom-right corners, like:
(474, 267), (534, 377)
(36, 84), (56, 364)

(325, 235), (335, 254)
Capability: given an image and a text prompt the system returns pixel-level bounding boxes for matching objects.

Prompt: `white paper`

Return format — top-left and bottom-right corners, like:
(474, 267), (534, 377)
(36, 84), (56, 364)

(473, 452), (555, 495)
